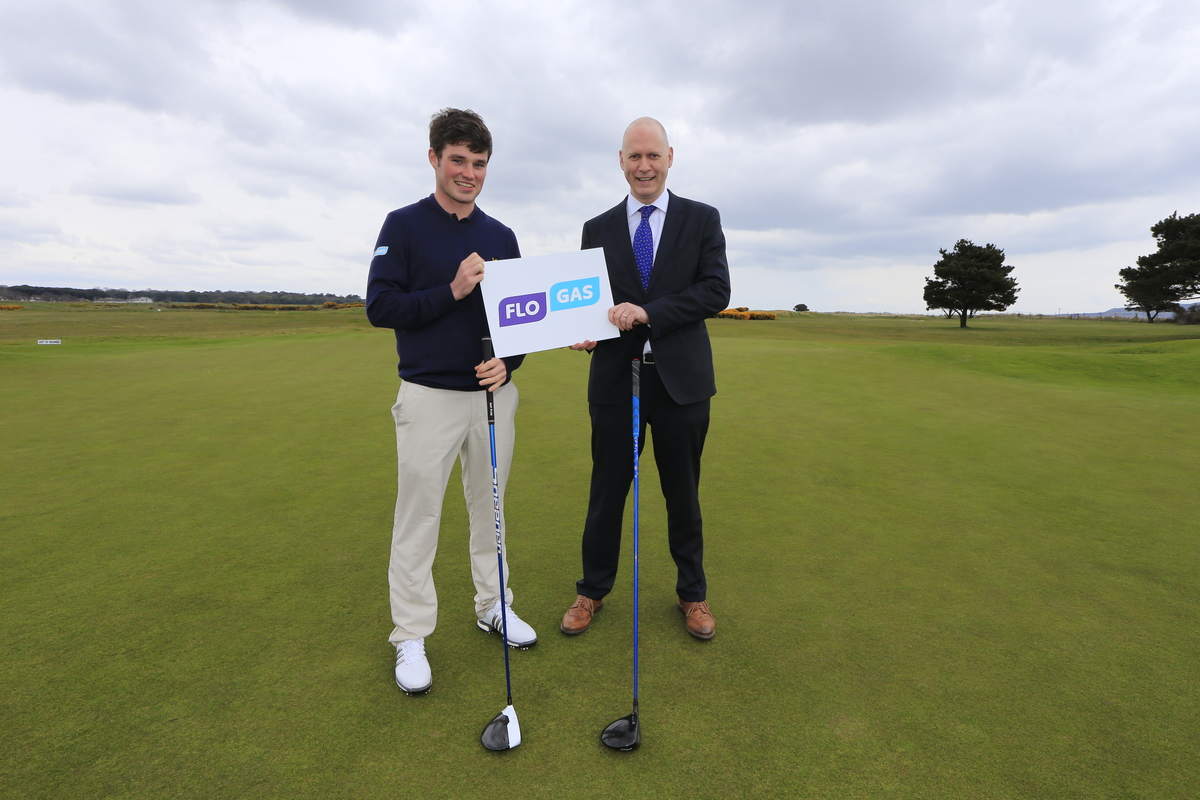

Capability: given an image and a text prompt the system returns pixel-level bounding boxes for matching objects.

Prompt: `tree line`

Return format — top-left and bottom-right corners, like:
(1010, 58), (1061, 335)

(920, 211), (1199, 326)
(0, 285), (363, 305)
(1114, 212), (1200, 322)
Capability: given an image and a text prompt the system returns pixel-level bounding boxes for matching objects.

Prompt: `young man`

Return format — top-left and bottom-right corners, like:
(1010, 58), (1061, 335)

(366, 108), (536, 695)
(562, 117), (731, 640)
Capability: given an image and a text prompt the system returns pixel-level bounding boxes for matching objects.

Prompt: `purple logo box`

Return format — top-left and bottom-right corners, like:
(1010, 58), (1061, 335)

(499, 292), (547, 327)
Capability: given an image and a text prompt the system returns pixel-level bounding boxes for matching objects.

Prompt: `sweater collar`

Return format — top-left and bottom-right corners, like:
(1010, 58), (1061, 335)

(422, 193), (479, 224)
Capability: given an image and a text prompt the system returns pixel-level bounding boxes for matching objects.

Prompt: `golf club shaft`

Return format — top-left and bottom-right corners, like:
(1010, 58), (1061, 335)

(482, 337), (513, 706)
(632, 358), (640, 703)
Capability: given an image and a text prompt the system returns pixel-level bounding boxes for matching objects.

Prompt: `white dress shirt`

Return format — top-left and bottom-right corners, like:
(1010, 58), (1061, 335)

(624, 192), (668, 353)
(625, 192), (669, 264)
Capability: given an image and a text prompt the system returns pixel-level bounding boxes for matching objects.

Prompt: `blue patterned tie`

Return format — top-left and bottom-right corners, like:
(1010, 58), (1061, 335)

(633, 205), (656, 290)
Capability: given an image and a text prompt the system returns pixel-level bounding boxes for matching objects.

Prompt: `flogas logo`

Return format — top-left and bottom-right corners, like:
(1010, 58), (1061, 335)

(499, 276), (600, 327)
(499, 293), (547, 327)
(549, 277), (599, 311)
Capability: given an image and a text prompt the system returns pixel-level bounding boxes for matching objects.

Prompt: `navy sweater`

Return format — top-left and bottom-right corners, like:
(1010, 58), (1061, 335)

(366, 195), (524, 390)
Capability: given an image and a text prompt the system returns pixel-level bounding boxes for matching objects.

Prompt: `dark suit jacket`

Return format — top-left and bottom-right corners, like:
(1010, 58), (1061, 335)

(582, 190), (731, 406)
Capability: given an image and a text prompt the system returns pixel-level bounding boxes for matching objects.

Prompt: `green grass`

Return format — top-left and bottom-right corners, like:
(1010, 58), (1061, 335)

(2, 306), (1198, 798)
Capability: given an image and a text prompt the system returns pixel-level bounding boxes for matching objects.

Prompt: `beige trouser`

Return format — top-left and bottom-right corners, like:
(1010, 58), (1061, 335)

(388, 380), (518, 644)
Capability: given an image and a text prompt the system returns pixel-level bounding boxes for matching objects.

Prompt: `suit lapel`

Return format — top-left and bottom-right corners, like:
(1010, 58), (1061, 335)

(605, 201), (641, 290)
(648, 190), (682, 295)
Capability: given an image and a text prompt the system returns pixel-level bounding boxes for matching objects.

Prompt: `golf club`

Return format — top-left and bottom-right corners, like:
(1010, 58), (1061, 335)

(601, 357), (642, 752)
(479, 337), (521, 752)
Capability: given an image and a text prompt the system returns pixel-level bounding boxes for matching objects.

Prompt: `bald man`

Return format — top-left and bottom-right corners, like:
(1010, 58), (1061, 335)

(560, 117), (731, 640)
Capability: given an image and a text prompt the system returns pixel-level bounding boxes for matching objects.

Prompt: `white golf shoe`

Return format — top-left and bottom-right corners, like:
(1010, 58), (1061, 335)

(394, 638), (431, 695)
(477, 601), (538, 649)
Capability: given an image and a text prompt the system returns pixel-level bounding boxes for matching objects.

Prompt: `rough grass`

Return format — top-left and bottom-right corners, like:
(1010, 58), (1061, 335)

(2, 307), (1198, 799)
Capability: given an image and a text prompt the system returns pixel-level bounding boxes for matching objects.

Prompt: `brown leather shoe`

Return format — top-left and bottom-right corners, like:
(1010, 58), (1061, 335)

(678, 600), (716, 639)
(560, 595), (603, 635)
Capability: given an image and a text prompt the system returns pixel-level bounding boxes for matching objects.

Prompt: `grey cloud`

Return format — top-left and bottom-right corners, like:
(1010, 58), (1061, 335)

(0, 1), (211, 111)
(573, 0), (1115, 126)
(0, 1), (300, 147)
(0, 189), (32, 208)
(264, 0), (423, 31)
(75, 179), (203, 207)
(3, 0), (1199, 307)
(204, 219), (309, 243)
(0, 215), (63, 245)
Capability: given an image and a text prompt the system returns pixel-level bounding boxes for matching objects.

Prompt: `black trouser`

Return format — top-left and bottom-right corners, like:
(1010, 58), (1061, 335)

(576, 362), (710, 602)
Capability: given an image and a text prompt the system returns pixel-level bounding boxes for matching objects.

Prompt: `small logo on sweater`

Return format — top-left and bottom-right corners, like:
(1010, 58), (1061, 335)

(374, 246), (388, 256)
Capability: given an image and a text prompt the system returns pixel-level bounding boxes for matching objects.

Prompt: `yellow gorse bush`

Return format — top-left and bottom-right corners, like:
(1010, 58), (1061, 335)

(715, 309), (774, 320)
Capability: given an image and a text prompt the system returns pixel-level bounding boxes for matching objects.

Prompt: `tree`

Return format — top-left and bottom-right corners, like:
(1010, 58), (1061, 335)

(1116, 212), (1200, 322)
(793, 304), (808, 312)
(923, 240), (1019, 327)
(1114, 264), (1182, 322)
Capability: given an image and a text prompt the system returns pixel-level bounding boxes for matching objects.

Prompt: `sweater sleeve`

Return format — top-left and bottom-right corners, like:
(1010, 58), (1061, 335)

(365, 212), (458, 331)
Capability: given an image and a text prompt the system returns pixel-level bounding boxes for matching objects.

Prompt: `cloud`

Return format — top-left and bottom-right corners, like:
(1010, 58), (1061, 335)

(0, 1), (213, 111)
(0, 0), (1197, 313)
(0, 214), (63, 246)
(265, 0), (423, 31)
(74, 179), (203, 207)
(204, 219), (309, 244)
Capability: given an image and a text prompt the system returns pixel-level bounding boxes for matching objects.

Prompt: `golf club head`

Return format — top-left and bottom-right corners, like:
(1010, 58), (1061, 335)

(481, 704), (521, 751)
(600, 710), (640, 751)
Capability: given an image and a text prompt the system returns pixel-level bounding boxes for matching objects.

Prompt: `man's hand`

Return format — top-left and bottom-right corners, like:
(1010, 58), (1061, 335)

(608, 303), (649, 331)
(569, 340), (597, 352)
(451, 252), (486, 300)
(476, 357), (507, 392)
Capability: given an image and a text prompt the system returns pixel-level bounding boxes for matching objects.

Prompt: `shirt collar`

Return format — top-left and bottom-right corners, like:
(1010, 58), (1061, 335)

(625, 190), (669, 220)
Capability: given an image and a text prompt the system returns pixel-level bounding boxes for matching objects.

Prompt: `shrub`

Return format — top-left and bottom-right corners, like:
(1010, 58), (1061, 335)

(231, 304), (320, 311)
(0, 305), (23, 311)
(1176, 304), (1200, 325)
(735, 306), (749, 312)
(715, 309), (773, 320)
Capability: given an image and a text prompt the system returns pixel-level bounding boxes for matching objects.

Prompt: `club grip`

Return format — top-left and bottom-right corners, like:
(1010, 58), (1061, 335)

(632, 358), (640, 399)
(482, 337), (496, 421)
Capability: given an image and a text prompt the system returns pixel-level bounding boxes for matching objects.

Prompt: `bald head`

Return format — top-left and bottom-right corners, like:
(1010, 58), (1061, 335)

(619, 117), (673, 205)
(622, 117), (670, 150)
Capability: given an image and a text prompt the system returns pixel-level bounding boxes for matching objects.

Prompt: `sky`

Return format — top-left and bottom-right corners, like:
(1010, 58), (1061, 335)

(2, 0), (1198, 313)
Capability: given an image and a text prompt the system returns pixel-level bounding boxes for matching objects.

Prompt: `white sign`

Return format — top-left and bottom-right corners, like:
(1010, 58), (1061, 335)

(37, 340), (62, 345)
(480, 249), (619, 358)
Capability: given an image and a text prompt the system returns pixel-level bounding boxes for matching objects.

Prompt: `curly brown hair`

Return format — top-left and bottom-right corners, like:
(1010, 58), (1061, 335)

(429, 108), (492, 160)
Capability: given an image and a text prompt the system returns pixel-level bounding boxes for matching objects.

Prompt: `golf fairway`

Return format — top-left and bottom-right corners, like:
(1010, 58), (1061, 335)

(2, 305), (1198, 798)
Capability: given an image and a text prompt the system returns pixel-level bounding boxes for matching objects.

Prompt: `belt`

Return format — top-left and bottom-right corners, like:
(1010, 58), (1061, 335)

(642, 352), (655, 365)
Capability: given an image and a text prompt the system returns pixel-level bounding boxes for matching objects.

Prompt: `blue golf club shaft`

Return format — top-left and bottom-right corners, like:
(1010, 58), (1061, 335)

(482, 337), (513, 706)
(631, 358), (640, 709)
